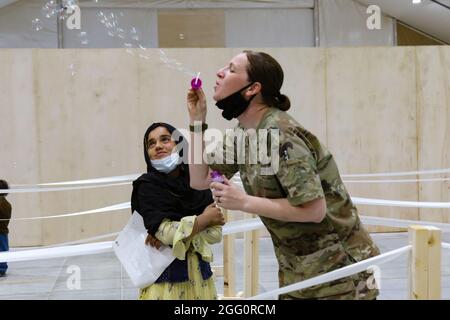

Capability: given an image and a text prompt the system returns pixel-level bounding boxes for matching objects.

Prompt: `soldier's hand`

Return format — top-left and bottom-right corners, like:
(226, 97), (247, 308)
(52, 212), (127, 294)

(187, 88), (207, 123)
(210, 176), (246, 211)
(145, 233), (163, 249)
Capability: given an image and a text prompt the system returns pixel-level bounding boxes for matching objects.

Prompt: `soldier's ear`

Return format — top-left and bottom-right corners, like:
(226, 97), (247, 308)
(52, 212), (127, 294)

(246, 82), (261, 96)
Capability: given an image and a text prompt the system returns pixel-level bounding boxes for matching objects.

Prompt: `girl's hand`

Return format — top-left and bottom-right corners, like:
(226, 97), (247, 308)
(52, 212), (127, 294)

(201, 202), (225, 226)
(145, 233), (162, 249)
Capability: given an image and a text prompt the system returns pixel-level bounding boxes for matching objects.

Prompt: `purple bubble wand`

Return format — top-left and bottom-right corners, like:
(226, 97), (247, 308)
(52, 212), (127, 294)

(191, 72), (202, 90)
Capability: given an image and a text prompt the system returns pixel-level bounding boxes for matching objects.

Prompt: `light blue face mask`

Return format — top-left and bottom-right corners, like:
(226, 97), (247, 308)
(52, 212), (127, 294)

(150, 152), (180, 174)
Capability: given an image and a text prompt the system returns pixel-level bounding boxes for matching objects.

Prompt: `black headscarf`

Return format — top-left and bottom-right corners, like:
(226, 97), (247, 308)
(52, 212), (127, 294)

(130, 122), (213, 235)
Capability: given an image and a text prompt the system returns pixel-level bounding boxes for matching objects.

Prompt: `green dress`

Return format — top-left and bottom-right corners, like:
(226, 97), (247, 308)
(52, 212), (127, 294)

(139, 216), (221, 300)
(208, 107), (380, 300)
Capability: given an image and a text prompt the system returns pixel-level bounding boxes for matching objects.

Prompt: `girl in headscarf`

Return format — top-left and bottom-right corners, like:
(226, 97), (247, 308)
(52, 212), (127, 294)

(131, 122), (224, 300)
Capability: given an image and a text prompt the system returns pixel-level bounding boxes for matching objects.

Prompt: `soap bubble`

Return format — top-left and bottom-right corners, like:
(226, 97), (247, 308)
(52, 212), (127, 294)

(32, 18), (43, 31)
(129, 27), (140, 41)
(139, 53), (150, 60)
(78, 31), (89, 45)
(97, 11), (106, 24)
(116, 27), (125, 39)
(59, 0), (79, 20)
(41, 0), (58, 19)
(68, 63), (77, 76)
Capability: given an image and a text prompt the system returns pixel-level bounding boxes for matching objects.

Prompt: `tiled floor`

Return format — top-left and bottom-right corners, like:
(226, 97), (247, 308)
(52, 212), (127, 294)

(0, 232), (449, 300)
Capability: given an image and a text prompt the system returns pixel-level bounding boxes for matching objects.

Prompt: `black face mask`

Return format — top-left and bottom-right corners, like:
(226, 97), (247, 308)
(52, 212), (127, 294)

(215, 82), (256, 121)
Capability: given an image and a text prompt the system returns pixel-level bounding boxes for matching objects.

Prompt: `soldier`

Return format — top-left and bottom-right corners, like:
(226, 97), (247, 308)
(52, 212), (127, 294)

(186, 50), (380, 300)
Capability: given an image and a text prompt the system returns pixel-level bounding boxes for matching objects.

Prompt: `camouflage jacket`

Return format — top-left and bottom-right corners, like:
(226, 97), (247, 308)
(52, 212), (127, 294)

(208, 108), (380, 300)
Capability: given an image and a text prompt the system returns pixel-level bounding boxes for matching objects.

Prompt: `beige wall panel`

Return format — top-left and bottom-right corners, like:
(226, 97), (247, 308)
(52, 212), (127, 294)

(33, 49), (139, 245)
(326, 47), (419, 231)
(272, 48), (327, 144)
(158, 10), (225, 48)
(0, 49), (42, 246)
(416, 46), (450, 224)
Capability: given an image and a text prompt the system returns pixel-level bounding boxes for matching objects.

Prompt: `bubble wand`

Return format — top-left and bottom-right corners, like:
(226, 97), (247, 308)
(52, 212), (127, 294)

(191, 72), (202, 90)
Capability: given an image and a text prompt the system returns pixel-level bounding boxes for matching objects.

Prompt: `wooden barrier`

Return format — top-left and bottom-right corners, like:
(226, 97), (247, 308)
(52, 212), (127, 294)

(243, 213), (259, 297)
(222, 209), (236, 298)
(408, 225), (441, 300)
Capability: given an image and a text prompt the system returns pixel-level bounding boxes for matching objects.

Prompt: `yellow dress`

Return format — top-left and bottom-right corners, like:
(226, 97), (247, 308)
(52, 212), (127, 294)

(139, 216), (222, 300)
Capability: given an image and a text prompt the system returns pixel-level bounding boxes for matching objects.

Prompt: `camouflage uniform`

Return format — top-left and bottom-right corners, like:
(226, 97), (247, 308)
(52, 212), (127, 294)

(208, 108), (380, 300)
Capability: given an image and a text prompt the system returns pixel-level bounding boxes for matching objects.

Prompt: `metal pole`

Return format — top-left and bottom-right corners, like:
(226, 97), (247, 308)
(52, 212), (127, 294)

(313, 0), (320, 47)
(57, 0), (64, 48)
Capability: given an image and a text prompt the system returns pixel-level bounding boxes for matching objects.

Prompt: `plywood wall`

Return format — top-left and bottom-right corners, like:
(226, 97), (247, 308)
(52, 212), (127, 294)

(1, 47), (449, 246)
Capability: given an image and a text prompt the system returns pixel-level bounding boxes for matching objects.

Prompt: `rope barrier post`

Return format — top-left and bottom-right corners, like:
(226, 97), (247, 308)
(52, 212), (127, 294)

(244, 213), (259, 297)
(223, 209), (235, 297)
(408, 225), (441, 300)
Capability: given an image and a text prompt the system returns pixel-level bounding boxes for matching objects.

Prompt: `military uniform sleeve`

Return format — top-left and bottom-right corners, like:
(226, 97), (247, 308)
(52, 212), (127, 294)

(206, 131), (239, 180)
(276, 128), (324, 206)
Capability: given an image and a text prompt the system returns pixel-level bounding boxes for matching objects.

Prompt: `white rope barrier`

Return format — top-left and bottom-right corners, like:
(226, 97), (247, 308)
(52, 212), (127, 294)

(2, 182), (131, 194)
(3, 167), (449, 193)
(0, 218), (266, 263)
(2, 195), (449, 222)
(0, 241), (114, 263)
(0, 221), (265, 263)
(352, 197), (450, 209)
(442, 243), (450, 250)
(0, 202), (130, 221)
(247, 245), (412, 300)
(344, 177), (450, 184)
(0, 215), (412, 264)
(341, 168), (450, 178)
(12, 215), (448, 253)
(10, 174), (139, 187)
(225, 215), (450, 236)
(42, 232), (119, 248)
(223, 218), (265, 235)
(361, 216), (450, 232)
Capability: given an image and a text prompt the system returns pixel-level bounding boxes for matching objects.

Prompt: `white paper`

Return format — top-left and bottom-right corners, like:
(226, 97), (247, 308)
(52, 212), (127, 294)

(113, 211), (175, 288)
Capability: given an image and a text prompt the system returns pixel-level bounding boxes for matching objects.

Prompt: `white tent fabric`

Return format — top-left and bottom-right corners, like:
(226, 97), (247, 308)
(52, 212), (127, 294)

(0, 0), (396, 48)
(318, 0), (395, 46)
(0, 0), (58, 48)
(225, 8), (314, 47)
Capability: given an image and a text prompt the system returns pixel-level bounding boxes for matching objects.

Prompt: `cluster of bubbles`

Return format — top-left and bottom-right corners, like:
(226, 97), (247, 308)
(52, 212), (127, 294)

(33, 1), (197, 78)
(96, 10), (195, 77)
(33, 0), (81, 31)
(96, 11), (141, 48)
